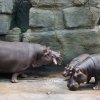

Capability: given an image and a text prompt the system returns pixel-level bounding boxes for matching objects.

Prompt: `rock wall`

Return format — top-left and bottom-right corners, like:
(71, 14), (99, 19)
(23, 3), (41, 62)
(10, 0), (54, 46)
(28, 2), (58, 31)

(0, 0), (14, 35)
(24, 0), (100, 64)
(0, 0), (100, 66)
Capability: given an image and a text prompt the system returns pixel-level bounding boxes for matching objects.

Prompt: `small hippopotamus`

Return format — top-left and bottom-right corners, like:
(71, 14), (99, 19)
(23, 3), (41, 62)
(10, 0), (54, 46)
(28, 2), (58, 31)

(62, 54), (90, 79)
(0, 41), (62, 83)
(67, 54), (100, 90)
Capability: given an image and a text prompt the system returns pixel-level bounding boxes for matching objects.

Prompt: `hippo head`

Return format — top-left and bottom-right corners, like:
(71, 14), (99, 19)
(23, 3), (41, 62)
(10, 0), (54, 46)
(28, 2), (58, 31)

(32, 47), (62, 67)
(62, 64), (73, 77)
(67, 67), (87, 90)
(67, 76), (79, 91)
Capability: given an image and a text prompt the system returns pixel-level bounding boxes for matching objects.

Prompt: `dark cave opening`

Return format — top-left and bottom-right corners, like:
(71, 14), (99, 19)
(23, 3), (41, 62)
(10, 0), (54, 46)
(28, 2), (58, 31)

(10, 0), (32, 33)
(97, 18), (100, 25)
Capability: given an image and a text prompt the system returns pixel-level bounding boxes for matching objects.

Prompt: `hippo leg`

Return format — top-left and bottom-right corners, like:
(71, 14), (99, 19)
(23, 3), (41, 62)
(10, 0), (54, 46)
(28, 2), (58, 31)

(87, 76), (91, 84)
(11, 73), (20, 83)
(94, 77), (98, 84)
(93, 81), (100, 90)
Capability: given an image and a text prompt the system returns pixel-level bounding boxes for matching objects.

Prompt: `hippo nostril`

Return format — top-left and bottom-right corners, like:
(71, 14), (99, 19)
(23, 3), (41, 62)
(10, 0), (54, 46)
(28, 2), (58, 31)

(68, 83), (79, 91)
(73, 83), (79, 88)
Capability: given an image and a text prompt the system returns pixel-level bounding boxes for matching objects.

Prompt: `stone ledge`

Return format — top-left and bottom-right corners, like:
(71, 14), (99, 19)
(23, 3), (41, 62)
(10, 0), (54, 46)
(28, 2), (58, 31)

(30, 0), (73, 8)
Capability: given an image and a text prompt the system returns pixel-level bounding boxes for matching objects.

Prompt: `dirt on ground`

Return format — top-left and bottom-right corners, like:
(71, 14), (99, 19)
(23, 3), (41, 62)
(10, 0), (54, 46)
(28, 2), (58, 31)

(0, 73), (99, 100)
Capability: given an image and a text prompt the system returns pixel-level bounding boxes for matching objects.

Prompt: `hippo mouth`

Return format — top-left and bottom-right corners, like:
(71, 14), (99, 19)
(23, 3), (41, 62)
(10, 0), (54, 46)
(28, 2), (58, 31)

(67, 80), (80, 91)
(51, 50), (62, 65)
(53, 57), (58, 65)
(52, 56), (62, 65)
(68, 84), (79, 91)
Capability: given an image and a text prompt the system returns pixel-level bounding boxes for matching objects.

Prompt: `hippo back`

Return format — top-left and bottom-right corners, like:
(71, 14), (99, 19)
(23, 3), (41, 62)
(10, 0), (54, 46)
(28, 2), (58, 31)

(69, 54), (90, 68)
(0, 41), (36, 73)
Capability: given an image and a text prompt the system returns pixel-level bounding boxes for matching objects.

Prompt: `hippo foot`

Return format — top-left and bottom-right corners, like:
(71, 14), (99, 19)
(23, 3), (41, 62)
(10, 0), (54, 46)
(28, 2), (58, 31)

(93, 85), (100, 90)
(11, 79), (18, 83)
(11, 73), (20, 83)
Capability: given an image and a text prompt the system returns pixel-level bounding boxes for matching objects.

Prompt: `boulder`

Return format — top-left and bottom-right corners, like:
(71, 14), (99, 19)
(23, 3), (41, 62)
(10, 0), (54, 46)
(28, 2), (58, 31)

(63, 7), (100, 29)
(23, 28), (100, 64)
(29, 8), (64, 31)
(89, 0), (100, 8)
(5, 27), (21, 42)
(0, 14), (12, 34)
(0, 0), (14, 14)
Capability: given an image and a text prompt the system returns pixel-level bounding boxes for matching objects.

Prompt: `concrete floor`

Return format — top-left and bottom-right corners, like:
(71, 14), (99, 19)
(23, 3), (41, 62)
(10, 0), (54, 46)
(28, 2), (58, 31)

(0, 73), (100, 100)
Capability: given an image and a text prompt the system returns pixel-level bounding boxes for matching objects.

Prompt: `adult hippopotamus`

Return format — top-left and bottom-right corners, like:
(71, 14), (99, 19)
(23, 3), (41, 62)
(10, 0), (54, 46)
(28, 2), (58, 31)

(0, 41), (62, 83)
(67, 54), (100, 90)
(62, 54), (90, 79)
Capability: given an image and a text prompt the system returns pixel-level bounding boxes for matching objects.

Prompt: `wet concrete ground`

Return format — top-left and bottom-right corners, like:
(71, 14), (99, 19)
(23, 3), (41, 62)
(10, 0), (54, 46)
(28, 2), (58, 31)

(0, 73), (100, 100)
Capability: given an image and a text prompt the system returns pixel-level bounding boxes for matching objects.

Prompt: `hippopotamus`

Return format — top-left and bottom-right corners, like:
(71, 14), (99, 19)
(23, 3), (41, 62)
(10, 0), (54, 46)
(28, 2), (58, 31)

(0, 41), (62, 83)
(62, 54), (90, 80)
(67, 54), (100, 90)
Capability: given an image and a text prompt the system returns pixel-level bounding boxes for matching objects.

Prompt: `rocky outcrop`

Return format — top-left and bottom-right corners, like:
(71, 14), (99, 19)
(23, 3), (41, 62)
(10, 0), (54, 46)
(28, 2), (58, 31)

(22, 0), (100, 64)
